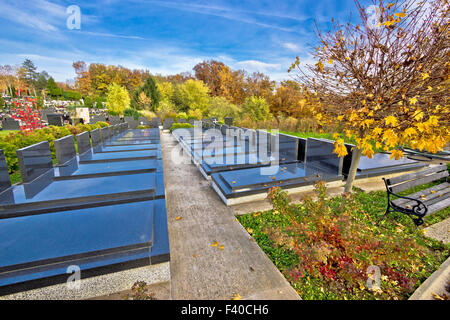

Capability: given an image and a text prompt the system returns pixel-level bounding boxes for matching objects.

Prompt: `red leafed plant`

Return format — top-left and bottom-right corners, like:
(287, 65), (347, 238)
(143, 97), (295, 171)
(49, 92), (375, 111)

(11, 98), (44, 132)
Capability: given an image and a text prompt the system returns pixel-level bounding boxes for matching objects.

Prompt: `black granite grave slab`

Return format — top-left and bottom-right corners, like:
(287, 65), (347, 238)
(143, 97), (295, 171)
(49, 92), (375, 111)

(0, 171), (158, 217)
(109, 116), (122, 125)
(224, 117), (233, 126)
(76, 132), (91, 155)
(54, 135), (76, 165)
(55, 157), (161, 180)
(16, 141), (53, 183)
(342, 143), (427, 178)
(163, 118), (174, 130)
(0, 150), (11, 193)
(79, 149), (158, 163)
(2, 118), (20, 130)
(47, 114), (63, 126)
(0, 200), (154, 287)
(211, 162), (343, 200)
(91, 129), (101, 146)
(306, 138), (343, 175)
(89, 115), (106, 124)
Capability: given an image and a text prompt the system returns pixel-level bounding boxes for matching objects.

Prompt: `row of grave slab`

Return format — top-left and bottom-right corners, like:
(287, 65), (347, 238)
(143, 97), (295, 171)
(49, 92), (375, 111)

(172, 122), (428, 205)
(0, 124), (169, 295)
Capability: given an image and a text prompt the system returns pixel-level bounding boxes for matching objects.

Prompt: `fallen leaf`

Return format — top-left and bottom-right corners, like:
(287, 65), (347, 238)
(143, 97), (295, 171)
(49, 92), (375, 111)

(247, 228), (253, 235)
(175, 216), (182, 221)
(231, 293), (242, 300)
(211, 241), (219, 247)
(193, 254), (198, 258)
(218, 245), (225, 250)
(432, 292), (445, 300)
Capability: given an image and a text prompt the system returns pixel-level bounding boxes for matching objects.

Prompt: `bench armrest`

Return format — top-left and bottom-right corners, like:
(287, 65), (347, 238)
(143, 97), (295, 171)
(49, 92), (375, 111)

(388, 190), (428, 217)
(383, 178), (428, 217)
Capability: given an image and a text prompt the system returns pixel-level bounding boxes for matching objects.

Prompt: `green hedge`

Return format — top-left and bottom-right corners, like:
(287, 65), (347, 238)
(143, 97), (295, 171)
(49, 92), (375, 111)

(170, 123), (194, 133)
(0, 122), (110, 173)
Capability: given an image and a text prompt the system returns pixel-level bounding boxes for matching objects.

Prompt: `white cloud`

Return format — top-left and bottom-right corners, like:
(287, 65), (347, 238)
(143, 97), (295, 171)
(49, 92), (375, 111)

(281, 42), (301, 51)
(236, 60), (282, 72)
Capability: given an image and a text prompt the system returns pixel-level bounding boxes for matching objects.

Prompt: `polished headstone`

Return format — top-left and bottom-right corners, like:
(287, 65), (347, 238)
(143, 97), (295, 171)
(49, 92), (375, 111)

(16, 141), (53, 183)
(138, 117), (150, 126)
(76, 131), (91, 155)
(163, 117), (174, 130)
(109, 116), (122, 125)
(224, 117), (233, 126)
(305, 138), (342, 175)
(47, 114), (63, 126)
(91, 129), (101, 146)
(2, 118), (20, 130)
(0, 150), (11, 193)
(151, 117), (162, 128)
(276, 133), (301, 163)
(90, 114), (106, 124)
(54, 135), (76, 165)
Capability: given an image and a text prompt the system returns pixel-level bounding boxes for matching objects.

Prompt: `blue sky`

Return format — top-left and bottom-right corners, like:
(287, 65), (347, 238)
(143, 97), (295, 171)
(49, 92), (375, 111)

(0, 0), (367, 82)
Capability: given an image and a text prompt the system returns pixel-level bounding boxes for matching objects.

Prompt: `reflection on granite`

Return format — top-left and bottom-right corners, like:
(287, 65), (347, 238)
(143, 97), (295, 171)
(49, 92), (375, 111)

(305, 138), (342, 175)
(0, 150), (11, 193)
(16, 141), (53, 183)
(54, 135), (76, 165)
(76, 132), (91, 155)
(91, 129), (101, 146)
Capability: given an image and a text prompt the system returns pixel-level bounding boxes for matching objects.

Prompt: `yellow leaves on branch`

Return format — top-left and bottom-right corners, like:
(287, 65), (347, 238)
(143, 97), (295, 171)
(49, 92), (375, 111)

(333, 139), (348, 157)
(316, 61), (324, 73)
(362, 142), (374, 158)
(390, 150), (404, 160)
(382, 129), (399, 148)
(384, 116), (398, 126)
(409, 97), (418, 105)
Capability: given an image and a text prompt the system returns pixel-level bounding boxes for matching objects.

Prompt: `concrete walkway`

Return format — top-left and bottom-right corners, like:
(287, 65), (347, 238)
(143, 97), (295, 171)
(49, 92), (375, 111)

(161, 133), (300, 300)
(424, 217), (450, 245)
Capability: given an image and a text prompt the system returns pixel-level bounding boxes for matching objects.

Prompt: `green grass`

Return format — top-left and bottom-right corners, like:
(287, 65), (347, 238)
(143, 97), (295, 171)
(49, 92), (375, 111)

(0, 130), (15, 137)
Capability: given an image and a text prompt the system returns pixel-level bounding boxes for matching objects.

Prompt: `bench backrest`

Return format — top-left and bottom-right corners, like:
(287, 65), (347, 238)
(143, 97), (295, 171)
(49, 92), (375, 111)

(386, 164), (448, 194)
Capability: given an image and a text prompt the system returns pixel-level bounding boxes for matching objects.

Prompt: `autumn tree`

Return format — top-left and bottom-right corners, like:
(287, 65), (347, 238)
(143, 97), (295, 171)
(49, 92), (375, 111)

(194, 60), (228, 96)
(177, 79), (210, 114)
(289, 0), (449, 192)
(269, 80), (308, 117)
(244, 72), (275, 101)
(241, 96), (272, 122)
(73, 61), (91, 96)
(206, 96), (241, 121)
(106, 83), (130, 115)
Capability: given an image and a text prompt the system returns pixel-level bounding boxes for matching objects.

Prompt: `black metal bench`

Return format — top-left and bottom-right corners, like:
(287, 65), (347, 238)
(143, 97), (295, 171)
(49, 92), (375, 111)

(383, 164), (450, 226)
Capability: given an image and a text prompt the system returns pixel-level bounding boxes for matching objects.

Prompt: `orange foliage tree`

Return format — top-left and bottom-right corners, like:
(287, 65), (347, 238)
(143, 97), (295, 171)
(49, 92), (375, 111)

(289, 0), (449, 192)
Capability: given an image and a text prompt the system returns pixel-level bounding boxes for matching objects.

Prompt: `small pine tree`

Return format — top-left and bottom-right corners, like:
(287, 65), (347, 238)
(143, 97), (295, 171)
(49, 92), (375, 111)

(132, 76), (161, 111)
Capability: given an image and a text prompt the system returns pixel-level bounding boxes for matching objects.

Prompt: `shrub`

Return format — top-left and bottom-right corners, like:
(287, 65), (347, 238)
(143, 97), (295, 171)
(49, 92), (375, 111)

(137, 125), (150, 129)
(238, 182), (450, 300)
(170, 123), (193, 133)
(124, 108), (142, 120)
(0, 123), (110, 174)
